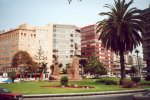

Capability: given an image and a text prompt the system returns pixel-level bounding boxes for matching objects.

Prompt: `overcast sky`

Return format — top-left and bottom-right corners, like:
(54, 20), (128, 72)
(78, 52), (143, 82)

(0, 0), (150, 57)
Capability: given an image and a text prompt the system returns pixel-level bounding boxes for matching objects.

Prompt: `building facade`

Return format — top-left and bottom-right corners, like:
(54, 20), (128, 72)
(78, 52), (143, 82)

(113, 53), (132, 76)
(0, 23), (81, 75)
(80, 24), (114, 76)
(0, 24), (53, 77)
(48, 23), (81, 68)
(141, 7), (150, 74)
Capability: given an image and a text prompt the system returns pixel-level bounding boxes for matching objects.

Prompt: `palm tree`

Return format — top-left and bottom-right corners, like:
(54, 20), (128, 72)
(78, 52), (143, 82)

(135, 49), (141, 77)
(96, 0), (144, 85)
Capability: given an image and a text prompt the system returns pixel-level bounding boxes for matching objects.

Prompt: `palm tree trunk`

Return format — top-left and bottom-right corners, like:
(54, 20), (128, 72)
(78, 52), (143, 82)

(119, 50), (126, 85)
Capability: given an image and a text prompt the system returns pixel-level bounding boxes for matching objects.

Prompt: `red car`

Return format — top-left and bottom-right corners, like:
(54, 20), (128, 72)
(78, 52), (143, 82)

(0, 88), (23, 100)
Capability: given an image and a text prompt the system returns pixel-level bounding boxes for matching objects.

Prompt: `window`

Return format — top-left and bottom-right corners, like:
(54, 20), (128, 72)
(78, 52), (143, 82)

(53, 34), (56, 37)
(71, 44), (73, 47)
(53, 29), (56, 32)
(53, 25), (56, 28)
(70, 39), (73, 42)
(70, 50), (73, 53)
(87, 45), (90, 47)
(70, 34), (73, 37)
(70, 55), (73, 58)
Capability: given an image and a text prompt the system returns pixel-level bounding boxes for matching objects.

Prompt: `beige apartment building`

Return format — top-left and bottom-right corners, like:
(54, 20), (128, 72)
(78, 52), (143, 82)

(0, 24), (53, 76)
(0, 23), (81, 78)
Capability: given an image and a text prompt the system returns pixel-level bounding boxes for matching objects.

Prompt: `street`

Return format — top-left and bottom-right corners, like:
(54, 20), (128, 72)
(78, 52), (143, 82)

(24, 93), (133, 100)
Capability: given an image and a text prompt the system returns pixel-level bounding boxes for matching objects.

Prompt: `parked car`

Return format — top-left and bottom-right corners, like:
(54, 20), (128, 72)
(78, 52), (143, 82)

(132, 90), (150, 100)
(0, 88), (23, 100)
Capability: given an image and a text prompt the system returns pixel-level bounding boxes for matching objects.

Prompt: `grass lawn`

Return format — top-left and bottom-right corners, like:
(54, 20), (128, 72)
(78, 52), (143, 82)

(0, 79), (150, 95)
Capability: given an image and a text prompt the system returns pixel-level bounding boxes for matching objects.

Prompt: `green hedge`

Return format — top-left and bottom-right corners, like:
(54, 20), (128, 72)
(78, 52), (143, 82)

(140, 80), (150, 85)
(95, 77), (119, 85)
(131, 77), (141, 83)
(145, 75), (150, 81)
(123, 80), (136, 88)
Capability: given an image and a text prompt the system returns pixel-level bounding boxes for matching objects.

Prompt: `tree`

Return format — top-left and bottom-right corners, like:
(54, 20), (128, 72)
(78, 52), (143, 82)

(34, 46), (47, 65)
(96, 0), (144, 85)
(29, 61), (39, 73)
(129, 66), (138, 77)
(12, 51), (33, 67)
(85, 56), (107, 77)
(12, 51), (34, 79)
(79, 58), (88, 78)
(8, 71), (16, 83)
(39, 62), (47, 73)
(34, 46), (48, 79)
(27, 61), (39, 78)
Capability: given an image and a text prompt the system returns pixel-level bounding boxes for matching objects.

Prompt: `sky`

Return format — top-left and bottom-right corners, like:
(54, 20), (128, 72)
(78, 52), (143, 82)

(0, 0), (150, 57)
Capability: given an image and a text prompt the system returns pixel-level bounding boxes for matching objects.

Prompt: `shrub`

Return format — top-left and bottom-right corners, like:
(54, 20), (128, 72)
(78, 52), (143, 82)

(105, 80), (118, 85)
(95, 77), (119, 85)
(95, 79), (106, 83)
(123, 80), (137, 88)
(131, 77), (141, 83)
(145, 75), (150, 81)
(60, 76), (68, 86)
(140, 80), (150, 85)
(49, 76), (56, 81)
(8, 71), (16, 83)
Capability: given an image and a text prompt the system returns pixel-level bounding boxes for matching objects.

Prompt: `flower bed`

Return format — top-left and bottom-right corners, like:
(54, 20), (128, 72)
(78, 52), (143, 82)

(41, 85), (94, 89)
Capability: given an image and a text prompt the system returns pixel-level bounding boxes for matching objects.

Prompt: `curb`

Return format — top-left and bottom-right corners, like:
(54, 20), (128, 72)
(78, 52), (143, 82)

(23, 89), (148, 98)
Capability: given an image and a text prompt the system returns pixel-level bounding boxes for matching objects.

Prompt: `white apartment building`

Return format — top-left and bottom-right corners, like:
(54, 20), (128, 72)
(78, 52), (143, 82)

(47, 23), (81, 68)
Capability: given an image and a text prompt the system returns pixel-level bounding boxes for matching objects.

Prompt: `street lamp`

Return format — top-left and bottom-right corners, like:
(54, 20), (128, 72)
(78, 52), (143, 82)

(135, 49), (141, 78)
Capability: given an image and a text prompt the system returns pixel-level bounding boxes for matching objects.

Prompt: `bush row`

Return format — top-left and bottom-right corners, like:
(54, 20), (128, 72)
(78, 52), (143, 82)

(123, 77), (141, 88)
(95, 77), (119, 85)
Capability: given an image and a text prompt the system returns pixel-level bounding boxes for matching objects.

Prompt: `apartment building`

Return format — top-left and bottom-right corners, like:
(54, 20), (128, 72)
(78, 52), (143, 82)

(0, 24), (53, 76)
(141, 7), (150, 74)
(113, 53), (132, 76)
(80, 24), (114, 76)
(0, 23), (81, 74)
(47, 23), (81, 67)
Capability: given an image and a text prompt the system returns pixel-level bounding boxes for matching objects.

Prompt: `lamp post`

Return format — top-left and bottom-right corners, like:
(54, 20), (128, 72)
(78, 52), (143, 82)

(135, 49), (141, 78)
